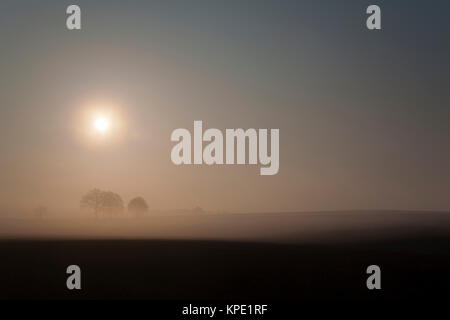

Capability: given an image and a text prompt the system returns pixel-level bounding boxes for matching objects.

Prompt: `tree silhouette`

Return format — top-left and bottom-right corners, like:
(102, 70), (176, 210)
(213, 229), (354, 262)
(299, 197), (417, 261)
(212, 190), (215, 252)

(80, 188), (124, 218)
(101, 191), (124, 217)
(128, 196), (149, 218)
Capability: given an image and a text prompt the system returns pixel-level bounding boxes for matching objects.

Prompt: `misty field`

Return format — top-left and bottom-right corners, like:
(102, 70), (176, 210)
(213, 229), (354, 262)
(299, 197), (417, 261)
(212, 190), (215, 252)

(0, 211), (449, 299)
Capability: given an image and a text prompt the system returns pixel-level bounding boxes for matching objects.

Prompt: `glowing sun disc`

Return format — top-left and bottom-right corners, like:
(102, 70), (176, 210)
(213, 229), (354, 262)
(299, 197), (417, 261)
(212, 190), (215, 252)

(94, 117), (109, 132)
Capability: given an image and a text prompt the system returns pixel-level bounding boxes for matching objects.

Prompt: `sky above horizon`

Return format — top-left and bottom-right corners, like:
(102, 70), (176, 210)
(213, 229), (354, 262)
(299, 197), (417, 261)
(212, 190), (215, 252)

(0, 0), (449, 213)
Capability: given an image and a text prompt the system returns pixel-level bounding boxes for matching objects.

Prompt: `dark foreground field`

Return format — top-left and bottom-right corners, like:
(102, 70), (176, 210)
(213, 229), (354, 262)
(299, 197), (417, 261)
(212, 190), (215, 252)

(0, 211), (450, 300)
(0, 235), (449, 300)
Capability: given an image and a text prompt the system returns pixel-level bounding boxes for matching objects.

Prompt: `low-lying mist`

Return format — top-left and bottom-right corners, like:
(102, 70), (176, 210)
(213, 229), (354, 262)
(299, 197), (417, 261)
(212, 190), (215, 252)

(1, 210), (450, 246)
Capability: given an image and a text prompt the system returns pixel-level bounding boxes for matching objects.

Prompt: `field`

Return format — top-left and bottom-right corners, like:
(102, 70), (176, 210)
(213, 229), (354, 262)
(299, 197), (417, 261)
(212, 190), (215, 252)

(0, 211), (449, 300)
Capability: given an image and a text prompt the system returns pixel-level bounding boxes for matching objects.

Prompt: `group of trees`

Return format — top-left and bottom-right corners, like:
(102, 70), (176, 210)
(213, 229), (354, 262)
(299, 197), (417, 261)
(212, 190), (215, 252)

(80, 189), (148, 218)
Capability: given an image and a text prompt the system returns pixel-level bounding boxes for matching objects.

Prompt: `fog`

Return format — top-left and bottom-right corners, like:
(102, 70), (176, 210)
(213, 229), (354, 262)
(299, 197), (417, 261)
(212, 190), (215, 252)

(1, 211), (449, 246)
(1, 1), (450, 215)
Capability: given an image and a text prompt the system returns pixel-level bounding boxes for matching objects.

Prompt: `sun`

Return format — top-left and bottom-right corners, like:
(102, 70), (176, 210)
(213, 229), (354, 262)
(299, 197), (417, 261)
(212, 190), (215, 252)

(74, 101), (127, 145)
(94, 117), (110, 133)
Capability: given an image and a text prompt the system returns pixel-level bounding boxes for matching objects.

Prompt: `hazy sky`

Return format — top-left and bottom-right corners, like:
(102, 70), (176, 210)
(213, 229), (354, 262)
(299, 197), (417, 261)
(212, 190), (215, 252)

(0, 0), (449, 213)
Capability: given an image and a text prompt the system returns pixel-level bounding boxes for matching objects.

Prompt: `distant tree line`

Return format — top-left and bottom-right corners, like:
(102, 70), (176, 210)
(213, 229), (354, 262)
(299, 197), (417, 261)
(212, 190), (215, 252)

(80, 188), (148, 218)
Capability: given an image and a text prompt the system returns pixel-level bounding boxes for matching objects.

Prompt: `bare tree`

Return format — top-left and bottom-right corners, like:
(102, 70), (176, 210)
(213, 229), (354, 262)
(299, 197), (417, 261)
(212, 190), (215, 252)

(81, 189), (124, 218)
